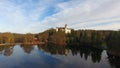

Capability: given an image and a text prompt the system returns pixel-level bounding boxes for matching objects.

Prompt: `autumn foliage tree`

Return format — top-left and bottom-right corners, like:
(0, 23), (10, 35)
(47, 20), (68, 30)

(48, 31), (66, 45)
(2, 32), (14, 43)
(0, 28), (119, 48)
(22, 33), (34, 44)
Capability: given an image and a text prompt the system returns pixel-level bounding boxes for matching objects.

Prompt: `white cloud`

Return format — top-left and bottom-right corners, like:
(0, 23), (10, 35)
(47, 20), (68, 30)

(0, 0), (119, 33)
(0, 0), (46, 33)
(37, 0), (120, 32)
(89, 22), (120, 30)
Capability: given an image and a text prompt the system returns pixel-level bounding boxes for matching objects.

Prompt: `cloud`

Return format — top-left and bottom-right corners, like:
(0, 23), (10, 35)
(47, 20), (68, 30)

(88, 22), (120, 30)
(0, 0), (47, 33)
(0, 0), (119, 33)
(37, 0), (120, 31)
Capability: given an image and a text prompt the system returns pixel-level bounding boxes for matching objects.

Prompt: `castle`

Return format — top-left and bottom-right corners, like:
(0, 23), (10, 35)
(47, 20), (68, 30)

(56, 24), (71, 33)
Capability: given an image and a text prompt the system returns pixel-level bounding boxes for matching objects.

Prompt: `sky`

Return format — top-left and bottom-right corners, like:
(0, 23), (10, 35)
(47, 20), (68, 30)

(0, 0), (120, 33)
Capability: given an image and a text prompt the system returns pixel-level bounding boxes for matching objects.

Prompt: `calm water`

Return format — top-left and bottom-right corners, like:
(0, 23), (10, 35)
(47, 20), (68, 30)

(0, 44), (119, 68)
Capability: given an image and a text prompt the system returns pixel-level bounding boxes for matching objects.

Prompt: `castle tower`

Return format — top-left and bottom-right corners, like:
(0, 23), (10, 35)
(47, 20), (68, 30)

(65, 24), (68, 28)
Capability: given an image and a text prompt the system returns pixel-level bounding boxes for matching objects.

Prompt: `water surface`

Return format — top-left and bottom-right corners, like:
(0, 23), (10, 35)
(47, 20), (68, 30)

(0, 44), (119, 68)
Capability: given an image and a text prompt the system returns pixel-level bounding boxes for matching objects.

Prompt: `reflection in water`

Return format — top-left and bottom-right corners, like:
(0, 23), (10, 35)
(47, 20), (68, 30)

(20, 44), (34, 54)
(68, 45), (103, 63)
(38, 44), (103, 63)
(0, 45), (14, 56)
(106, 42), (120, 68)
(4, 46), (14, 56)
(107, 52), (120, 68)
(0, 44), (119, 68)
(37, 44), (68, 55)
(0, 46), (4, 54)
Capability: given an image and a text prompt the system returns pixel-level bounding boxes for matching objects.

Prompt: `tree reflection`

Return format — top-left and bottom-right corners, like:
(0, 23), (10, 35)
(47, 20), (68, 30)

(68, 45), (103, 63)
(21, 44), (34, 54)
(37, 44), (69, 56)
(107, 52), (120, 68)
(106, 42), (120, 68)
(0, 45), (14, 56)
(0, 46), (4, 54)
(91, 48), (102, 63)
(38, 44), (103, 63)
(4, 45), (14, 56)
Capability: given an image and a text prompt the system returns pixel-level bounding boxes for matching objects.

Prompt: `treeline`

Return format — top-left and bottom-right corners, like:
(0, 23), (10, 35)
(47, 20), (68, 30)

(0, 29), (119, 46)
(36, 28), (66, 45)
(67, 30), (120, 49)
(0, 32), (15, 44)
(0, 32), (35, 44)
(36, 28), (120, 49)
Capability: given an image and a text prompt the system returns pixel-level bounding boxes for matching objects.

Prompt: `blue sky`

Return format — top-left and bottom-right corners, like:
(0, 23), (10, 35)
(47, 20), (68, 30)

(0, 0), (120, 33)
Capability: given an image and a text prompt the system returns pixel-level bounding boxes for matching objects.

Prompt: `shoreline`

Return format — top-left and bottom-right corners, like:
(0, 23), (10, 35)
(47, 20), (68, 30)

(0, 42), (45, 46)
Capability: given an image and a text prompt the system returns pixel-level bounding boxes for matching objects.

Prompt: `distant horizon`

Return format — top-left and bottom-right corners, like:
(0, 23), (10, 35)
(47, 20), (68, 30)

(0, 28), (119, 34)
(0, 0), (120, 33)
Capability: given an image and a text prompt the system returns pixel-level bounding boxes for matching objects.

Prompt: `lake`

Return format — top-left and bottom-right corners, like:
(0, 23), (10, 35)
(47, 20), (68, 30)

(0, 44), (119, 68)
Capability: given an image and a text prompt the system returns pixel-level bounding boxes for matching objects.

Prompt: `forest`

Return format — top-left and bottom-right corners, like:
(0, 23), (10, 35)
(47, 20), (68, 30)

(0, 29), (119, 49)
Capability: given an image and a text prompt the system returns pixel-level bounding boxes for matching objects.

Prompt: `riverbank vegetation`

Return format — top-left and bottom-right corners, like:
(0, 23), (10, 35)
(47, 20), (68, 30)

(0, 29), (119, 49)
(36, 29), (119, 49)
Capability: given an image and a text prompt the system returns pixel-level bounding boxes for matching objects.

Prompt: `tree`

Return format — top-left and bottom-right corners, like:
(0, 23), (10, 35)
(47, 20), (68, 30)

(23, 33), (34, 43)
(14, 34), (24, 43)
(2, 32), (15, 43)
(0, 33), (3, 44)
